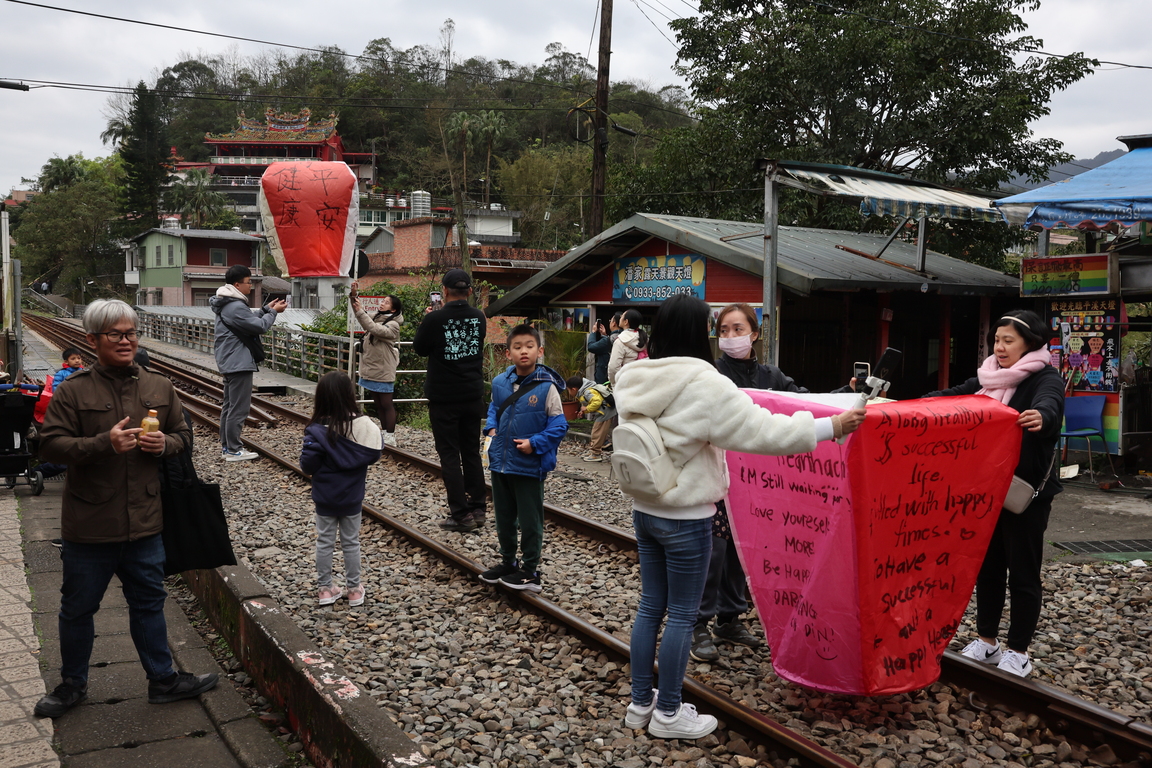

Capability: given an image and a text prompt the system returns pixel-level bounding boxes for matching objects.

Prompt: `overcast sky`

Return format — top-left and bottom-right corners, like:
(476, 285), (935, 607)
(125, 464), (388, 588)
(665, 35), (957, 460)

(2, 0), (1149, 196)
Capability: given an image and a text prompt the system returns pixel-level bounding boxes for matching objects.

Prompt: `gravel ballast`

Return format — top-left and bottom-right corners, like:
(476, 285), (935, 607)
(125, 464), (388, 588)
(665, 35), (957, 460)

(189, 406), (1151, 768)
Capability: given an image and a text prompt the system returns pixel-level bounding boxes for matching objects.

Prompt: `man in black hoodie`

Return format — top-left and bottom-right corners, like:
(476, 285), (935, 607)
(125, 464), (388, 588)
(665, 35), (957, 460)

(413, 270), (488, 532)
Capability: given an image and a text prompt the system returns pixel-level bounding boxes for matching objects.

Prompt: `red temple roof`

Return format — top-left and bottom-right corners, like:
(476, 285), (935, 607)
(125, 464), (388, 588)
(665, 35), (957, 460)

(206, 108), (339, 143)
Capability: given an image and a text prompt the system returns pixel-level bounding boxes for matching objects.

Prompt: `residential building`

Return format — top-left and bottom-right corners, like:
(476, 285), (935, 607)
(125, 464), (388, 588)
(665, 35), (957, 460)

(125, 227), (267, 307)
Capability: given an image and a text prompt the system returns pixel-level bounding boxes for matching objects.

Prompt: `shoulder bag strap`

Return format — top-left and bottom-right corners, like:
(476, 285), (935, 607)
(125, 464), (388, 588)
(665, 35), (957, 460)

(496, 379), (548, 423)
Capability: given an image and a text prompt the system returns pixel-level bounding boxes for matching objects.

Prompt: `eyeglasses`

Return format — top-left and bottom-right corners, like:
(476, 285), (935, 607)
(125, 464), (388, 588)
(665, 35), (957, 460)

(95, 330), (138, 342)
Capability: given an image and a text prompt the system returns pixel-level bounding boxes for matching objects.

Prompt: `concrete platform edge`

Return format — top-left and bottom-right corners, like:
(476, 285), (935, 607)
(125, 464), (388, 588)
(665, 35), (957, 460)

(181, 566), (429, 768)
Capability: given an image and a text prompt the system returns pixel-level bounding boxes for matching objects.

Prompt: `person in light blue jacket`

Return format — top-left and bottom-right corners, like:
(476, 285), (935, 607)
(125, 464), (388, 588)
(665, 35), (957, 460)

(209, 265), (285, 461)
(478, 324), (568, 594)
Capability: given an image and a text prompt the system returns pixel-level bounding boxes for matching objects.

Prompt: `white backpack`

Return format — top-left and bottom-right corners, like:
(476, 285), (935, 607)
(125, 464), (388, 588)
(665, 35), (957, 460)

(610, 416), (681, 502)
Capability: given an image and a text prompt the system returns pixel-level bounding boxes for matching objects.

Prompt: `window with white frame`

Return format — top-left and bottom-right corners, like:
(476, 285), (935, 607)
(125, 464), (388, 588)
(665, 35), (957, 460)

(210, 248), (227, 266)
(154, 245), (161, 267)
(167, 244), (175, 266)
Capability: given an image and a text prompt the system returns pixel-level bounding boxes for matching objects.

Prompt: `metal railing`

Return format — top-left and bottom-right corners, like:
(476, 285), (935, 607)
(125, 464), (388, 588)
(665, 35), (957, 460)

(135, 312), (427, 402)
(22, 289), (73, 318)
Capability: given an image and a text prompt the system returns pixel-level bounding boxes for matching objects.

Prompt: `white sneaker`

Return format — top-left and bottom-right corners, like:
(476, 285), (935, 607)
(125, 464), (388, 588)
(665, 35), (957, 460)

(383, 432), (397, 447)
(223, 449), (259, 462)
(648, 703), (717, 740)
(624, 688), (659, 729)
(960, 637), (1003, 665)
(997, 649), (1033, 678)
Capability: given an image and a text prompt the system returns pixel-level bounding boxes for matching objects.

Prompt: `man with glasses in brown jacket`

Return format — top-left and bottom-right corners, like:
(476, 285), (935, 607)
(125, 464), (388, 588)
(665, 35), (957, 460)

(34, 299), (218, 718)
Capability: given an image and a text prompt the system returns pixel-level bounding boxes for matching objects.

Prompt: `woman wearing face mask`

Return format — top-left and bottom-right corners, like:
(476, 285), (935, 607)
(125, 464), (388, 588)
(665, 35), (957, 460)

(689, 303), (811, 663)
(713, 303), (808, 392)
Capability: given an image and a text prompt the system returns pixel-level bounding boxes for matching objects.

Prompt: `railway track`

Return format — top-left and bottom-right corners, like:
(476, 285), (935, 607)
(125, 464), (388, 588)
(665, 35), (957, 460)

(23, 313), (1152, 766)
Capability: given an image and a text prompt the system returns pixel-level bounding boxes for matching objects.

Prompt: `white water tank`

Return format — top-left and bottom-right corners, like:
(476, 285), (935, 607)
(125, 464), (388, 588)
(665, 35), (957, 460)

(411, 190), (432, 218)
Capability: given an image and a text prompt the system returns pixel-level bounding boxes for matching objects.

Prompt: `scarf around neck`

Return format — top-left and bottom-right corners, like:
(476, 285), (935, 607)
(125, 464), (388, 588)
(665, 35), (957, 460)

(976, 347), (1050, 404)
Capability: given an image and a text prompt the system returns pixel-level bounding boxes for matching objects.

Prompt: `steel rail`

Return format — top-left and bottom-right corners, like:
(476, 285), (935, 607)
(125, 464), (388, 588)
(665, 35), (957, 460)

(177, 407), (856, 768)
(27, 314), (1152, 762)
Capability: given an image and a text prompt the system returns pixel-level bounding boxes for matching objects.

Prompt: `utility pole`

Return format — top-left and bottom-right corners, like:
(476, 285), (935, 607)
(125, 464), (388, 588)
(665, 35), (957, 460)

(589, 0), (613, 236)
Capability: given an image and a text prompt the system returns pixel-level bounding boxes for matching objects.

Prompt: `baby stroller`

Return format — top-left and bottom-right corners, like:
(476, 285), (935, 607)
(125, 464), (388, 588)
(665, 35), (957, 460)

(1, 383), (46, 496)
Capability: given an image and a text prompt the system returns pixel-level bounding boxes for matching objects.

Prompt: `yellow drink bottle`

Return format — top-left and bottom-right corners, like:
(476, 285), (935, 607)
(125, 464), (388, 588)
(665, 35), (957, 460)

(140, 409), (160, 434)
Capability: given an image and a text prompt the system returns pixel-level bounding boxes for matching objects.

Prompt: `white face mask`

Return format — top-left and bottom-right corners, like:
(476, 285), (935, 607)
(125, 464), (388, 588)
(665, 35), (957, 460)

(718, 334), (754, 359)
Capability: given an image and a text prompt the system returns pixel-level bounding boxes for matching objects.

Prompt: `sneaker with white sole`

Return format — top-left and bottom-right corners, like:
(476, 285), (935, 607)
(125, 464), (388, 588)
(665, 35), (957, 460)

(582, 453), (604, 462)
(318, 586), (343, 606)
(960, 637), (1003, 665)
(997, 649), (1033, 678)
(648, 702), (717, 740)
(347, 586), (365, 607)
(222, 448), (259, 462)
(383, 432), (398, 447)
(624, 688), (659, 729)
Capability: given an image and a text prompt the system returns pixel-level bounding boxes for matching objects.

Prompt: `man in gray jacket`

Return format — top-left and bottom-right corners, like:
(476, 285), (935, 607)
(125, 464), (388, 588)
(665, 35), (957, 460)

(209, 265), (286, 461)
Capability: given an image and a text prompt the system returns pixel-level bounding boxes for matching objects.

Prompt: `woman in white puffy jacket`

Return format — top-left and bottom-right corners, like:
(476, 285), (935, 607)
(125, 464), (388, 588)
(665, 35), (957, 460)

(614, 294), (865, 741)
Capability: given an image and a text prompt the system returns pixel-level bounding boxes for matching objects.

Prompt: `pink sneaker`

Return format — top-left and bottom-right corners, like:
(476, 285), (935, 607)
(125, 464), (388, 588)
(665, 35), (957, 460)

(347, 586), (365, 607)
(318, 586), (343, 606)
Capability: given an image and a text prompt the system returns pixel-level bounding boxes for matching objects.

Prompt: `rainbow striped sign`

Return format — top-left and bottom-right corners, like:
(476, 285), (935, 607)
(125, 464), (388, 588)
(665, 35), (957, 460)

(1021, 253), (1118, 297)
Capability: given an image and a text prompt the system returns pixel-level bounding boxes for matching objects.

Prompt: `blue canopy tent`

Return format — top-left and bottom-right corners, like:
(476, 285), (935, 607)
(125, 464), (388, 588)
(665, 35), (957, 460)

(993, 135), (1152, 229)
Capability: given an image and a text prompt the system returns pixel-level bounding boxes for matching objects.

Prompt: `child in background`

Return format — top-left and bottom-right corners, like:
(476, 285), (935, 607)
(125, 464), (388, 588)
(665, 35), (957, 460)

(300, 372), (382, 607)
(566, 375), (616, 463)
(52, 348), (85, 389)
(479, 325), (568, 592)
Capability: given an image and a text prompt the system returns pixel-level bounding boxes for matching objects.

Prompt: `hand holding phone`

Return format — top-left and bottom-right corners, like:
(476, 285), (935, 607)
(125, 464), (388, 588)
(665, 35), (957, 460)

(429, 291), (443, 311)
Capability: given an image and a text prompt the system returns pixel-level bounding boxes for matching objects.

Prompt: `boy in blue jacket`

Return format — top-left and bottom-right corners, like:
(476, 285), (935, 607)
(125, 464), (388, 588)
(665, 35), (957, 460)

(479, 324), (568, 593)
(52, 347), (85, 389)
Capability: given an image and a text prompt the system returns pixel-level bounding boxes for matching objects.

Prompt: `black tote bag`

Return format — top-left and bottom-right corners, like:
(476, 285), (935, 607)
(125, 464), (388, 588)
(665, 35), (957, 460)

(160, 432), (237, 576)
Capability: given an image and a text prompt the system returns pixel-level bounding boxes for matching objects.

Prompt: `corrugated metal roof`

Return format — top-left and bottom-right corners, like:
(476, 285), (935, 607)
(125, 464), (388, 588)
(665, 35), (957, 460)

(485, 213), (1017, 316)
(136, 305), (321, 330)
(129, 228), (264, 243)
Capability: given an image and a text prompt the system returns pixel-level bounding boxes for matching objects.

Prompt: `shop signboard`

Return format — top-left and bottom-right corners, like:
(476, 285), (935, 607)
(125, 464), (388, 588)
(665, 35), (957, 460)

(1047, 299), (1122, 393)
(612, 253), (705, 302)
(1020, 253), (1118, 298)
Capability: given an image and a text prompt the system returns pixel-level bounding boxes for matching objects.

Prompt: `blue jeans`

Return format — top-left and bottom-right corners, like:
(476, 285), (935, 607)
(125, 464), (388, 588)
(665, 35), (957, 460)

(59, 534), (174, 684)
(630, 510), (712, 715)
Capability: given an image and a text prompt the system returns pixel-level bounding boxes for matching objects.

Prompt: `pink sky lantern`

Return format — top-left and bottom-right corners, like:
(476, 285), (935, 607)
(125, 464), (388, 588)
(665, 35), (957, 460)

(724, 391), (1022, 695)
(257, 161), (358, 277)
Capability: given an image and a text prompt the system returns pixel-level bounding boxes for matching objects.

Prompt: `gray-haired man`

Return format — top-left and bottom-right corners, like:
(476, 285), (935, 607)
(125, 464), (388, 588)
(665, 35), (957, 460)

(36, 299), (218, 717)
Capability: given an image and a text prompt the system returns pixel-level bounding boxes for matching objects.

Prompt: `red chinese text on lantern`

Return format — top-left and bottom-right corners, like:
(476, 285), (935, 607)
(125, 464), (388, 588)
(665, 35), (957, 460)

(258, 161), (358, 277)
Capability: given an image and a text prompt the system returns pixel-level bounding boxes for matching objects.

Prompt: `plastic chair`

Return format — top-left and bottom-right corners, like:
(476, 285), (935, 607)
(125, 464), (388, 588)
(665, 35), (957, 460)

(1060, 395), (1115, 479)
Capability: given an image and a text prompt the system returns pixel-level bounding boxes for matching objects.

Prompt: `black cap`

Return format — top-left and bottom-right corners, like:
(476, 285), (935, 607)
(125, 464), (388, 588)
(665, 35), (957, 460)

(442, 269), (472, 290)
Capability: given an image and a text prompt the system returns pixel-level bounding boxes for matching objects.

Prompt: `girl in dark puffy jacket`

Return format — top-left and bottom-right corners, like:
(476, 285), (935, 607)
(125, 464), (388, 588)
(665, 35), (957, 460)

(300, 373), (382, 607)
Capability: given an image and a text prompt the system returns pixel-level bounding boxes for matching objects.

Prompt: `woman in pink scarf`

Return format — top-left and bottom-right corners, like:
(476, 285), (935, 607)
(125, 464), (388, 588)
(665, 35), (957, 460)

(923, 310), (1064, 678)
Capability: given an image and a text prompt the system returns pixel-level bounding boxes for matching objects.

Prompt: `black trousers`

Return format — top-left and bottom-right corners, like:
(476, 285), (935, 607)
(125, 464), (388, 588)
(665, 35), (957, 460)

(428, 399), (487, 518)
(696, 535), (748, 626)
(975, 496), (1052, 652)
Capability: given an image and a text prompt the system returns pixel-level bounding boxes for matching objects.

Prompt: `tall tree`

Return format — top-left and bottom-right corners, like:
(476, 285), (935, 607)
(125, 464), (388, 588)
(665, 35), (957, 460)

(477, 110), (507, 205)
(164, 168), (230, 229)
(119, 82), (170, 230)
(13, 166), (122, 297)
(673, 0), (1093, 190)
(34, 155), (90, 193)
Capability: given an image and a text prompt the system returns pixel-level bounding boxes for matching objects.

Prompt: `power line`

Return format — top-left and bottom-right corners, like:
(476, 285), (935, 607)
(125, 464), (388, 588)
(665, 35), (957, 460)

(2, 0), (609, 98)
(6, 74), (697, 121)
(629, 0), (679, 48)
(803, 1), (1152, 71)
(16, 81), (573, 113)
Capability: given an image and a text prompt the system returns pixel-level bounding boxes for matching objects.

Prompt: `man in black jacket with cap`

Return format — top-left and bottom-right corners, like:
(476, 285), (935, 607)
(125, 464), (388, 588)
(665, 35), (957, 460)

(414, 269), (489, 531)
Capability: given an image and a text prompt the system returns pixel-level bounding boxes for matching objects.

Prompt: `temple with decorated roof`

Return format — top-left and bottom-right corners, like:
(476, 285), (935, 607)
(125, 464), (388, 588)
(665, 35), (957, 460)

(171, 108), (375, 234)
